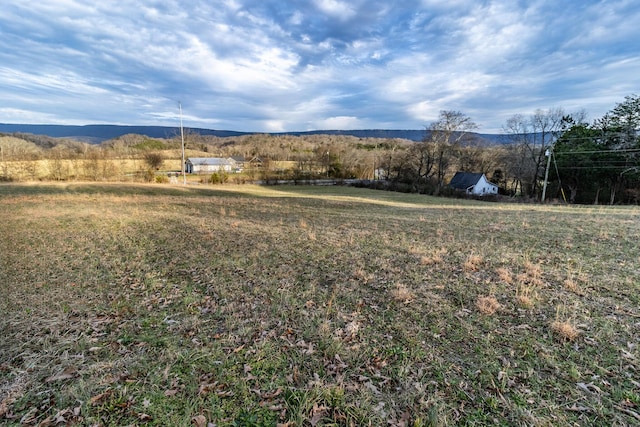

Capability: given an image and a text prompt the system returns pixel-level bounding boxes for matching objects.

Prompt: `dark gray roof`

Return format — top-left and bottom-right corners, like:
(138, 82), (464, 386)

(449, 172), (484, 190)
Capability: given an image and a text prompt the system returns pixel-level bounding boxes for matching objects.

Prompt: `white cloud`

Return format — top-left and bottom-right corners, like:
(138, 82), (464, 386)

(314, 116), (363, 130)
(0, 0), (639, 131)
(419, 0), (476, 8)
(314, 0), (357, 20)
(453, 2), (542, 68)
(262, 120), (287, 132)
(289, 10), (304, 26)
(562, 1), (640, 49)
(0, 107), (96, 125)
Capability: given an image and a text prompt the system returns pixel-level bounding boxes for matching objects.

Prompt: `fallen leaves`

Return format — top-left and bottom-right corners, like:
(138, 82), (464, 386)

(0, 400), (8, 419)
(576, 382), (605, 395)
(256, 387), (285, 412)
(309, 402), (329, 426)
(138, 412), (152, 421)
(45, 366), (78, 383)
(256, 387), (283, 400)
(17, 406), (83, 426)
(615, 405), (640, 422)
(164, 388), (179, 397)
(198, 381), (234, 397)
(90, 390), (113, 406)
(566, 404), (591, 412)
(192, 414), (207, 427)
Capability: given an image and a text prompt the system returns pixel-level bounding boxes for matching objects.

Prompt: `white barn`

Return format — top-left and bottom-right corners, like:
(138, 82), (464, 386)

(449, 172), (498, 196)
(186, 158), (239, 174)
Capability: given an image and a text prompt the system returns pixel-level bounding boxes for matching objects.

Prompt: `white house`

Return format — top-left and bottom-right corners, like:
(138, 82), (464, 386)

(186, 158), (239, 174)
(449, 172), (498, 196)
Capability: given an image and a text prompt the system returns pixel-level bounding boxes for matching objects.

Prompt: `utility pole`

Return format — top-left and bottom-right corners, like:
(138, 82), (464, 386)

(541, 148), (552, 202)
(179, 102), (186, 185)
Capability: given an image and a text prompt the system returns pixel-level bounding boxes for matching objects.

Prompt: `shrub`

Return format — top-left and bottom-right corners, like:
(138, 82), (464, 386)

(144, 152), (164, 170)
(209, 172), (229, 184)
(144, 169), (155, 182)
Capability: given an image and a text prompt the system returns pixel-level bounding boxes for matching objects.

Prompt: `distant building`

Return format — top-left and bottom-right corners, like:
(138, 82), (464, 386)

(373, 168), (388, 180)
(449, 172), (498, 196)
(186, 157), (239, 174)
(229, 156), (246, 170)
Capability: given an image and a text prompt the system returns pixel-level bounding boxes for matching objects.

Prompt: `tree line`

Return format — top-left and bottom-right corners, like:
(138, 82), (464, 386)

(1, 95), (638, 203)
(377, 95), (639, 204)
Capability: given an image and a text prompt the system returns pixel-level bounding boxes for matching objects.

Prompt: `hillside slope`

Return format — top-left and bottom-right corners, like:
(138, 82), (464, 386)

(0, 123), (504, 144)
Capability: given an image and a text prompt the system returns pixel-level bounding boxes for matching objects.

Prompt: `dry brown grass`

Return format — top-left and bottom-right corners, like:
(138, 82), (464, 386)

(551, 320), (579, 341)
(516, 285), (535, 308)
(408, 246), (422, 256)
(496, 267), (513, 284)
(391, 283), (415, 304)
(352, 268), (373, 283)
(564, 278), (579, 293)
(476, 296), (501, 315)
(318, 319), (332, 337)
(564, 269), (588, 294)
(464, 254), (484, 272)
(524, 260), (542, 280)
(514, 260), (545, 287)
(420, 248), (447, 265)
(551, 305), (580, 341)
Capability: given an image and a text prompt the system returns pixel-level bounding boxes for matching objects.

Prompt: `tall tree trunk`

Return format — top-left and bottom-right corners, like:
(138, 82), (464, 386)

(568, 185), (577, 203)
(610, 187), (616, 205)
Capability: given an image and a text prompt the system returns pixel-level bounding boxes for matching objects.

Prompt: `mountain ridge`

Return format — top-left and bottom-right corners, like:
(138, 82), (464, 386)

(0, 123), (504, 144)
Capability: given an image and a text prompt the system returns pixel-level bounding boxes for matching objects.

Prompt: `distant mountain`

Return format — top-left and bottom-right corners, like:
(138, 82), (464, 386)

(275, 129), (428, 141)
(0, 124), (246, 143)
(0, 123), (506, 144)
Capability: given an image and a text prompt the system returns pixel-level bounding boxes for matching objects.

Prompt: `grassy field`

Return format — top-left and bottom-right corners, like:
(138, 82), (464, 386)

(1, 183), (639, 426)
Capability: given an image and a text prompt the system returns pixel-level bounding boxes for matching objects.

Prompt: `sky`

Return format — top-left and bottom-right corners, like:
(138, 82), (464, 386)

(0, 1), (638, 133)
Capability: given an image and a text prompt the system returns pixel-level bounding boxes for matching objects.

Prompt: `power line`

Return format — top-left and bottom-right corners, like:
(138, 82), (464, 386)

(500, 133), (638, 144)
(553, 165), (640, 170)
(553, 148), (640, 155)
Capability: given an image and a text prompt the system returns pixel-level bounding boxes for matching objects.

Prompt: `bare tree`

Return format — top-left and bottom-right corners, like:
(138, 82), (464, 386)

(47, 145), (73, 181)
(406, 139), (437, 183)
(502, 108), (564, 198)
(428, 110), (478, 192)
(144, 152), (164, 170)
(0, 136), (42, 180)
(502, 114), (535, 195)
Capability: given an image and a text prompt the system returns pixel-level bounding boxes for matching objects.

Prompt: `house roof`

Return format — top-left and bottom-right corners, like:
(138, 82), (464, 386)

(187, 157), (234, 166)
(449, 172), (485, 190)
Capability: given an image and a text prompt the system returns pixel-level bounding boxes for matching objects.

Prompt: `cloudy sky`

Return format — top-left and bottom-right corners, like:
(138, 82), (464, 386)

(0, 1), (638, 133)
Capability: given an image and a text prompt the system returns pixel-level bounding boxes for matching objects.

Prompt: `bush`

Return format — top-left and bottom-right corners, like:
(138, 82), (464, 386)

(209, 172), (229, 184)
(144, 169), (155, 182)
(144, 152), (164, 170)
